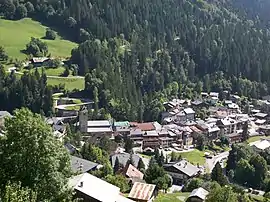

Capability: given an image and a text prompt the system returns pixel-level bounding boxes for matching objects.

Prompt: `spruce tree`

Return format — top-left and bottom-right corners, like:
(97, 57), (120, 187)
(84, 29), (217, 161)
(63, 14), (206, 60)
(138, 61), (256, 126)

(138, 158), (145, 171)
(114, 156), (120, 174)
(211, 163), (228, 186)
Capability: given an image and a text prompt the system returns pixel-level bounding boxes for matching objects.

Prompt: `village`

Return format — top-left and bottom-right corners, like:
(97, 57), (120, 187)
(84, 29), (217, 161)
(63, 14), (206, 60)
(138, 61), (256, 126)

(2, 91), (270, 202)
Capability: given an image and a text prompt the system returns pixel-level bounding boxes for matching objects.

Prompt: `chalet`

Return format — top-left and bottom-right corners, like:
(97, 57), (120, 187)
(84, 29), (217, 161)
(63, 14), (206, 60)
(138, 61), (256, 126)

(225, 133), (243, 144)
(184, 108), (196, 121)
(142, 130), (160, 149)
(69, 173), (133, 202)
(216, 118), (237, 135)
(164, 160), (201, 184)
(187, 187), (209, 202)
(128, 182), (157, 202)
(31, 57), (50, 67)
(129, 128), (143, 145)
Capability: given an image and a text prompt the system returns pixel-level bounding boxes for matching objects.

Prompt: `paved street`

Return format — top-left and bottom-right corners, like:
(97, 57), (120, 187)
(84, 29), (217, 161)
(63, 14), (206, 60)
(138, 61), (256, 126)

(205, 151), (230, 172)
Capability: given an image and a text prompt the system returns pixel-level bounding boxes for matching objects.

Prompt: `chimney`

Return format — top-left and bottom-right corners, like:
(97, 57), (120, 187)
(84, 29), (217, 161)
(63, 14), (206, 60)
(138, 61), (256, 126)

(79, 163), (83, 171)
(79, 181), (83, 187)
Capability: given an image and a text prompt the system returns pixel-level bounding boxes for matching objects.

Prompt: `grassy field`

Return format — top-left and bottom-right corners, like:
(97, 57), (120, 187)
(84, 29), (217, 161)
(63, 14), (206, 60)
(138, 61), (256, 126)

(47, 77), (84, 91)
(0, 18), (77, 60)
(178, 149), (206, 165)
(28, 67), (67, 76)
(155, 192), (190, 202)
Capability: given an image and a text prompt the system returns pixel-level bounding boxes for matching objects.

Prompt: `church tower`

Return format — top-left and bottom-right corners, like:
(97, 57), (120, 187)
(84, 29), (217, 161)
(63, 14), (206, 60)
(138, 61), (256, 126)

(79, 106), (88, 133)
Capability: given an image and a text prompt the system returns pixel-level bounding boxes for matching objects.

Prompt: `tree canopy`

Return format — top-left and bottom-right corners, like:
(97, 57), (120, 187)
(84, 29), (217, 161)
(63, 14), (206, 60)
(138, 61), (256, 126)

(0, 108), (72, 201)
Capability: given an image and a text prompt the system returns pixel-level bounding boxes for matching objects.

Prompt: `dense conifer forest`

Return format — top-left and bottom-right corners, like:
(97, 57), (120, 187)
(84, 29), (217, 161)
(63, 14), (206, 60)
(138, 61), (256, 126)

(1, 0), (270, 120)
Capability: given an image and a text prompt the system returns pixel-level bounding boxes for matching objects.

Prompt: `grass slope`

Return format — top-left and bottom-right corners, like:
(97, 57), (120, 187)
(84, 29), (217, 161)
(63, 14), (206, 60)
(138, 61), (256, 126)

(155, 192), (190, 202)
(0, 18), (77, 60)
(47, 77), (84, 91)
(179, 149), (206, 165)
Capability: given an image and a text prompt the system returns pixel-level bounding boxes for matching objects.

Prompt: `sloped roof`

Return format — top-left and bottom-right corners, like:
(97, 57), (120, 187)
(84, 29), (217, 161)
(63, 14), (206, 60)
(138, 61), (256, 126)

(71, 156), (98, 173)
(250, 140), (270, 150)
(69, 173), (120, 202)
(189, 187), (209, 200)
(111, 153), (141, 168)
(184, 108), (195, 114)
(124, 164), (144, 180)
(128, 182), (156, 201)
(0, 111), (11, 119)
(164, 160), (200, 177)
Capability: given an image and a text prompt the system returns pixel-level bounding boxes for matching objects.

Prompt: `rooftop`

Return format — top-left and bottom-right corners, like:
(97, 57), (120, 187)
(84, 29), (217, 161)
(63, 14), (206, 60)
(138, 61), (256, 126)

(87, 120), (111, 127)
(114, 121), (130, 128)
(111, 153), (141, 168)
(184, 108), (195, 114)
(128, 182), (156, 201)
(189, 187), (209, 200)
(0, 111), (11, 119)
(250, 140), (270, 150)
(254, 113), (268, 118)
(69, 173), (120, 202)
(164, 160), (200, 177)
(124, 164), (144, 180)
(71, 156), (98, 173)
(87, 127), (112, 133)
(130, 122), (155, 131)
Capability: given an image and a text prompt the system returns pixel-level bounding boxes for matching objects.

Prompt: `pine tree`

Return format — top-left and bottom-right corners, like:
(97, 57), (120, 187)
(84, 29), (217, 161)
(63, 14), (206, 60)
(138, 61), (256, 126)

(138, 158), (145, 171)
(114, 156), (120, 174)
(242, 122), (249, 141)
(211, 163), (228, 186)
(158, 151), (165, 166)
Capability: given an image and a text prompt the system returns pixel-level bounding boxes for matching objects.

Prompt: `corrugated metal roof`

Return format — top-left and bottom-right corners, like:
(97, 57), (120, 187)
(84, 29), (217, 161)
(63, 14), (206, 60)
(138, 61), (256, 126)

(128, 182), (156, 201)
(125, 164), (144, 180)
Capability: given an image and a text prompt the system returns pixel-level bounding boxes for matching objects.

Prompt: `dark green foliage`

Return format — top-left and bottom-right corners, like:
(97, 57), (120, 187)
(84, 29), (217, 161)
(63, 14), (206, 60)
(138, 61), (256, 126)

(105, 175), (130, 193)
(0, 109), (72, 201)
(113, 157), (120, 174)
(62, 66), (70, 77)
(124, 137), (133, 153)
(144, 157), (171, 191)
(15, 4), (27, 19)
(0, 0), (15, 19)
(242, 122), (249, 141)
(25, 37), (48, 57)
(211, 163), (228, 186)
(183, 178), (204, 192)
(0, 66), (53, 116)
(196, 134), (205, 151)
(0, 46), (8, 61)
(25, 2), (34, 14)
(45, 28), (56, 40)
(137, 158), (145, 171)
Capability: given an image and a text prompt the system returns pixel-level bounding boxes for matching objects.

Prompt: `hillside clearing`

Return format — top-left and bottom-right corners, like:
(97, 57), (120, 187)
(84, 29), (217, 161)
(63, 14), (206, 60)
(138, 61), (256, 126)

(47, 77), (84, 91)
(0, 18), (77, 60)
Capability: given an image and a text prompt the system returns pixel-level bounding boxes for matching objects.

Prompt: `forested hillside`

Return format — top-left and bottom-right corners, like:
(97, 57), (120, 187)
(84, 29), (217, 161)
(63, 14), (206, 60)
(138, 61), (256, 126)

(2, 0), (270, 120)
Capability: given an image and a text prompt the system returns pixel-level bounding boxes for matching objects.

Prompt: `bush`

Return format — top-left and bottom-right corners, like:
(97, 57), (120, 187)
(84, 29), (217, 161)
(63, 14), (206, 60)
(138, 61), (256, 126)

(182, 178), (204, 192)
(45, 28), (56, 40)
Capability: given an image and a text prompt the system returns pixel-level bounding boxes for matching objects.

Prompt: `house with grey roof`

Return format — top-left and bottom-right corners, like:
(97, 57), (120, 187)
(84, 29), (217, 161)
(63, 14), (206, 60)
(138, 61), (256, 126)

(187, 187), (209, 202)
(111, 153), (141, 168)
(164, 160), (201, 184)
(71, 156), (99, 174)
